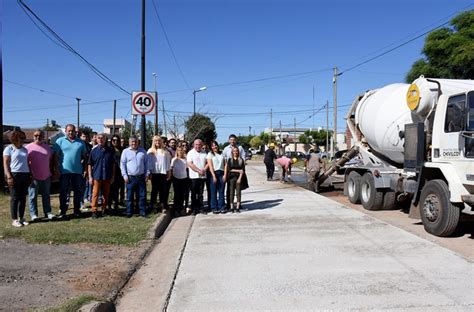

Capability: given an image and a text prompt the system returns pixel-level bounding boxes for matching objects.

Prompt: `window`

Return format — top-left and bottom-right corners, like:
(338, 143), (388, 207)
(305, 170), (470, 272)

(444, 94), (466, 133)
(468, 92), (474, 131)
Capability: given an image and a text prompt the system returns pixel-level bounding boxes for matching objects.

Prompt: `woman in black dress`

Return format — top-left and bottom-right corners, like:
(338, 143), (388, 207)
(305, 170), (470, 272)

(224, 147), (245, 213)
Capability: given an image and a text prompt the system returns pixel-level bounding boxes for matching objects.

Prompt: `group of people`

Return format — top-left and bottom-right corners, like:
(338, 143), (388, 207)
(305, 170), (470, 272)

(3, 125), (250, 227)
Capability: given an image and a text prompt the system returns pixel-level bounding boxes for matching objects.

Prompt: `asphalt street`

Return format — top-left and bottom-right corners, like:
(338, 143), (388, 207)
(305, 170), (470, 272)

(117, 161), (474, 311)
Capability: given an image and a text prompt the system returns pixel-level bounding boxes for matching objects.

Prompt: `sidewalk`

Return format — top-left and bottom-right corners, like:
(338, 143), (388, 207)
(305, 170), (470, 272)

(118, 161), (474, 311)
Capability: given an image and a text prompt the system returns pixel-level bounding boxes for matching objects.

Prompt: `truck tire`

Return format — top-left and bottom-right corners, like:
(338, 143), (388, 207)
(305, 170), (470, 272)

(382, 191), (397, 210)
(360, 173), (383, 211)
(419, 180), (461, 237)
(347, 171), (361, 204)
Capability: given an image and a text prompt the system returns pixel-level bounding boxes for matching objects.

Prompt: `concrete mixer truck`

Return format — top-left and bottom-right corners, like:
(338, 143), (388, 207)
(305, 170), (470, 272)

(318, 76), (474, 237)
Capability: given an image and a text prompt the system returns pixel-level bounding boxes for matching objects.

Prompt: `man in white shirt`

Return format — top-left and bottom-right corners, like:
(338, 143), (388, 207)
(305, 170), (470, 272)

(187, 139), (209, 215)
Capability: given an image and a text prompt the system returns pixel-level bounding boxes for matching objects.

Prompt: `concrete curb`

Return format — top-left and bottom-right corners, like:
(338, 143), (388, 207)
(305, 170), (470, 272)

(79, 212), (173, 312)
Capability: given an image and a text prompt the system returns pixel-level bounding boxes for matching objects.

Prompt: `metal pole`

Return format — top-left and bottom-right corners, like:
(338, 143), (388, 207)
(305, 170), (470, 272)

(294, 118), (297, 152)
(140, 0), (146, 148)
(162, 99), (167, 137)
(312, 85), (315, 130)
(76, 98), (81, 130)
(173, 115), (177, 138)
(154, 75), (158, 135)
(270, 108), (272, 144)
(112, 100), (117, 135)
(193, 90), (196, 115)
(326, 100), (329, 154)
(332, 67), (338, 158)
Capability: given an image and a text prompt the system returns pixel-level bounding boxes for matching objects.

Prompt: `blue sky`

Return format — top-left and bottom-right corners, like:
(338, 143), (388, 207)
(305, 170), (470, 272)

(3, 0), (473, 142)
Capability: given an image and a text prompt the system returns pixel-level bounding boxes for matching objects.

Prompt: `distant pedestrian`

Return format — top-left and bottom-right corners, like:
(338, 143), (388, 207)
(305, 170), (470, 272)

(147, 135), (172, 213)
(88, 133), (115, 218)
(3, 130), (31, 227)
(207, 141), (226, 214)
(26, 130), (55, 221)
(108, 134), (124, 212)
(224, 147), (245, 213)
(170, 147), (188, 216)
(187, 139), (208, 215)
(304, 149), (322, 192)
(264, 143), (277, 181)
(54, 124), (87, 219)
(120, 136), (149, 218)
(275, 155), (292, 182)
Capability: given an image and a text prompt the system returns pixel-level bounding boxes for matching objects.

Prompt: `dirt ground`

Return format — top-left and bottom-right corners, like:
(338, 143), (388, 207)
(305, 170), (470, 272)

(0, 239), (144, 311)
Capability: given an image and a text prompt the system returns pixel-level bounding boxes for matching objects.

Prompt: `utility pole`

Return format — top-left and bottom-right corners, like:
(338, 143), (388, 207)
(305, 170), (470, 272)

(249, 126), (251, 136)
(326, 100), (329, 155)
(312, 85), (315, 130)
(173, 115), (177, 138)
(162, 100), (167, 137)
(112, 100), (117, 135)
(279, 120), (282, 154)
(270, 108), (273, 144)
(332, 67), (338, 158)
(76, 97), (81, 131)
(294, 118), (297, 152)
(153, 73), (158, 135)
(140, 0), (146, 148)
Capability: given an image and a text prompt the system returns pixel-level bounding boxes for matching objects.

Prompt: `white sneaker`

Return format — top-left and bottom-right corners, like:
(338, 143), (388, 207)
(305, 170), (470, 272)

(12, 220), (22, 227)
(47, 213), (55, 220)
(31, 215), (39, 222)
(20, 219), (29, 226)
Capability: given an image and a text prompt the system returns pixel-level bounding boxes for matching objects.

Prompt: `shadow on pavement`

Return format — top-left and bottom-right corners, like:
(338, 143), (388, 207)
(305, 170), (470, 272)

(241, 199), (283, 211)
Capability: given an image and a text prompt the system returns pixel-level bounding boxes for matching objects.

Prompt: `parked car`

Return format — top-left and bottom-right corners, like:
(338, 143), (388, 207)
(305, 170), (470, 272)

(284, 151), (306, 161)
(244, 149), (252, 160)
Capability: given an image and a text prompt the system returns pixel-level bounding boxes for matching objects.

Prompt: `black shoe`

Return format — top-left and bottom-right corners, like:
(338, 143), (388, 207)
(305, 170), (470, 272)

(57, 213), (69, 221)
(91, 212), (98, 219)
(231, 209), (236, 213)
(220, 209), (227, 214)
(141, 214), (150, 219)
(126, 214), (133, 218)
(73, 212), (82, 218)
(236, 209), (241, 213)
(212, 211), (219, 214)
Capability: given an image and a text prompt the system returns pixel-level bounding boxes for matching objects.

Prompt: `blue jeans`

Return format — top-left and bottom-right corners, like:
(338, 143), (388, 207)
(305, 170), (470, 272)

(59, 173), (83, 215)
(126, 175), (147, 216)
(28, 178), (52, 217)
(210, 170), (225, 212)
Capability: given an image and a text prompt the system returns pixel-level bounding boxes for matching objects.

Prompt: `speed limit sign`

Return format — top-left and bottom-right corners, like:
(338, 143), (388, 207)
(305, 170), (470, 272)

(131, 91), (157, 115)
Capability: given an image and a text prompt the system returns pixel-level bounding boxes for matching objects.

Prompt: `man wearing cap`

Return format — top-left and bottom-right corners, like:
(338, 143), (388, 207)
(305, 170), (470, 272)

(263, 143), (277, 181)
(305, 149), (323, 192)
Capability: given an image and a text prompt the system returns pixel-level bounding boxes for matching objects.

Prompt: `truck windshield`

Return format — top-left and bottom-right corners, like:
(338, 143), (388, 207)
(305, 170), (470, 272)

(444, 94), (466, 133)
(468, 91), (474, 131)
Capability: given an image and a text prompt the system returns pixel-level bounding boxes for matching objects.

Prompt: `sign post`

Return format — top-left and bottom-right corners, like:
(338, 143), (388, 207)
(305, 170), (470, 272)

(132, 91), (156, 147)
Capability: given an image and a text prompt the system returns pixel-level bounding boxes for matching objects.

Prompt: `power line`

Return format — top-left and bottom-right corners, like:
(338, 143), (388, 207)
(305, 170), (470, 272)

(17, 0), (131, 95)
(151, 0), (191, 90)
(339, 5), (473, 75)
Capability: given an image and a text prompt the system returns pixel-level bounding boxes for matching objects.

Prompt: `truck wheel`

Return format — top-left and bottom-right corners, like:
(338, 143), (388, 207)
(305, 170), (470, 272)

(419, 180), (461, 237)
(347, 171), (361, 204)
(360, 173), (383, 211)
(382, 191), (397, 210)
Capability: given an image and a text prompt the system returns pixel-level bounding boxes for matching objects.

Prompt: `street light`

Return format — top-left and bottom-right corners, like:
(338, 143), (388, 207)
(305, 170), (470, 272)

(152, 72), (157, 91)
(193, 86), (207, 115)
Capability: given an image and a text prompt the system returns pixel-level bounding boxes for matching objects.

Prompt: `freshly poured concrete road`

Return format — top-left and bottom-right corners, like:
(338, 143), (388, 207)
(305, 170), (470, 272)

(117, 162), (474, 311)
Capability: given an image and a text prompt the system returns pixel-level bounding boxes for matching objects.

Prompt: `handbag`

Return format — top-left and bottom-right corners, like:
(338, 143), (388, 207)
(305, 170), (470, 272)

(241, 172), (249, 190)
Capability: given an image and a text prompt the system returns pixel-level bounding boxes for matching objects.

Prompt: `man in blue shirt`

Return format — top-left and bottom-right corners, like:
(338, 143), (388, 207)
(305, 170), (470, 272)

(120, 136), (149, 218)
(88, 133), (115, 218)
(53, 124), (87, 218)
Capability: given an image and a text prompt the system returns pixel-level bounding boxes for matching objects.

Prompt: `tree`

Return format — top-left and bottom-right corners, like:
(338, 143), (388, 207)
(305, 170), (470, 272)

(298, 130), (332, 148)
(137, 120), (158, 147)
(406, 10), (474, 82)
(184, 113), (217, 145)
(249, 136), (263, 149)
(78, 125), (94, 137)
(258, 132), (275, 144)
(236, 135), (253, 149)
(41, 121), (61, 131)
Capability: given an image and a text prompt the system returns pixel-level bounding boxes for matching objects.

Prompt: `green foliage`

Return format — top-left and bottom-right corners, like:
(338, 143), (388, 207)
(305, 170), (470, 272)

(236, 135), (253, 149)
(258, 132), (275, 144)
(78, 125), (94, 137)
(250, 136), (264, 148)
(137, 120), (160, 148)
(406, 10), (474, 82)
(184, 113), (217, 145)
(299, 129), (331, 147)
(42, 295), (102, 312)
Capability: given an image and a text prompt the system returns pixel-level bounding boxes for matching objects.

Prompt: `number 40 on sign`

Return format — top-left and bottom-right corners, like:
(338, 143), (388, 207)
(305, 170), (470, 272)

(131, 91), (157, 115)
